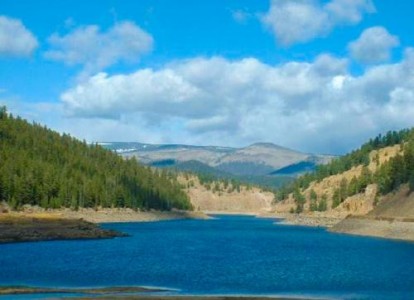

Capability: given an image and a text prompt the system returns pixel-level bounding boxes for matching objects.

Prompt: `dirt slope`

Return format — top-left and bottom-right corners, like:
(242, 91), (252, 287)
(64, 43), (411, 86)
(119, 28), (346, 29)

(331, 185), (414, 241)
(330, 216), (414, 241)
(179, 175), (274, 213)
(368, 185), (414, 220)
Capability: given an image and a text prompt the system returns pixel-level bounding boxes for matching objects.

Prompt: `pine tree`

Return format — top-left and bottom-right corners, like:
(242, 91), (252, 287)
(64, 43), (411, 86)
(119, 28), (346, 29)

(0, 108), (192, 211)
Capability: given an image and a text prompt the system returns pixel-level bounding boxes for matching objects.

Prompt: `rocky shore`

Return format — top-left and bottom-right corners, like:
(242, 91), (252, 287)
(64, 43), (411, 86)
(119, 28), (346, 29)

(0, 286), (164, 296)
(60, 208), (210, 223)
(268, 212), (414, 242)
(330, 215), (414, 242)
(0, 285), (313, 299)
(272, 213), (343, 228)
(0, 214), (126, 244)
(0, 205), (209, 244)
(1, 205), (210, 223)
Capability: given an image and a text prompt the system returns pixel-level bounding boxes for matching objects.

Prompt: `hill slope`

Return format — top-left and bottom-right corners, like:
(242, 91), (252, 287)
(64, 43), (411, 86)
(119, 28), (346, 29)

(273, 129), (414, 241)
(368, 185), (414, 219)
(0, 107), (191, 211)
(330, 185), (414, 241)
(178, 174), (274, 213)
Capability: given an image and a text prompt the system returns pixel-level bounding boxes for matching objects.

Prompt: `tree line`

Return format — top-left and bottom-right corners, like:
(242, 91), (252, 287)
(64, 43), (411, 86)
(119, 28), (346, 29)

(0, 107), (192, 211)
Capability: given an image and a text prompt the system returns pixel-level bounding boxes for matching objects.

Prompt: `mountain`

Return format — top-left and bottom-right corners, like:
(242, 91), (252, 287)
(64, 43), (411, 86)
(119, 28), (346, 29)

(101, 141), (334, 179)
(0, 107), (191, 211)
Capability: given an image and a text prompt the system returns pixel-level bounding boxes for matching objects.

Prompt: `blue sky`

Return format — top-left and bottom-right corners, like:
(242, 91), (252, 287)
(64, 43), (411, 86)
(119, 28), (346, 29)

(1, 0), (414, 154)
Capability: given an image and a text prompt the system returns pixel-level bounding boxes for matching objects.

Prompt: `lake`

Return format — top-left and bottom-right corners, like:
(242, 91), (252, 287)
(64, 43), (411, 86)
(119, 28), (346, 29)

(0, 215), (414, 299)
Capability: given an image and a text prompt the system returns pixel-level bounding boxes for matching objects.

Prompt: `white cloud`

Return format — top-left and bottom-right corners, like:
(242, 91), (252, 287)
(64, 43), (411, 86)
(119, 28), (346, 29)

(325, 0), (375, 23)
(261, 0), (375, 46)
(0, 15), (38, 57)
(58, 50), (414, 154)
(232, 10), (251, 24)
(349, 26), (400, 64)
(45, 21), (153, 77)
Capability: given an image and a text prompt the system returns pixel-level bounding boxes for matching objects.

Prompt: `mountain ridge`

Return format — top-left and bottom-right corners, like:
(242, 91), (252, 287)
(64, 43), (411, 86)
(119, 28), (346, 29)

(101, 141), (335, 179)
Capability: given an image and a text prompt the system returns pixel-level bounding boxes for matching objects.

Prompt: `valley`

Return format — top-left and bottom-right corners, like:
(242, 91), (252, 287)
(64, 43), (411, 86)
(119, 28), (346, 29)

(1, 108), (414, 243)
(1, 109), (414, 300)
(100, 134), (414, 242)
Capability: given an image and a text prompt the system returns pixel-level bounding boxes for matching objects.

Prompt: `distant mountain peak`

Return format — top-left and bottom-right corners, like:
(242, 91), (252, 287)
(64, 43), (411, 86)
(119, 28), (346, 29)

(246, 142), (297, 152)
(248, 142), (287, 149)
(249, 142), (277, 147)
(102, 141), (333, 180)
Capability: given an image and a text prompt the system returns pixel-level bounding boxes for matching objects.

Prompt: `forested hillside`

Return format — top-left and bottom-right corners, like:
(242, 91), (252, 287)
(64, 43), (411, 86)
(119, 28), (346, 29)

(277, 128), (414, 213)
(0, 107), (191, 211)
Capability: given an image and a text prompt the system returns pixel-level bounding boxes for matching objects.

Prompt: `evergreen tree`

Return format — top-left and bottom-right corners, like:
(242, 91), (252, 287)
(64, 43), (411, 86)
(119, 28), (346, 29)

(0, 109), (192, 211)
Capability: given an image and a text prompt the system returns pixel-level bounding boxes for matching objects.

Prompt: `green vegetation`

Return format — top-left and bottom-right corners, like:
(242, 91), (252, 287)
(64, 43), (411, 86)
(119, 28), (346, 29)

(318, 194), (328, 212)
(292, 129), (411, 192)
(0, 107), (191, 211)
(293, 188), (305, 213)
(309, 191), (327, 212)
(375, 135), (414, 195)
(198, 173), (244, 193)
(278, 128), (414, 212)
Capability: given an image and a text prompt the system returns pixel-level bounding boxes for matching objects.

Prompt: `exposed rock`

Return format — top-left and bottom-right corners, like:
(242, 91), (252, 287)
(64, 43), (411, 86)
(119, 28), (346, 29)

(0, 215), (126, 244)
(180, 175), (274, 214)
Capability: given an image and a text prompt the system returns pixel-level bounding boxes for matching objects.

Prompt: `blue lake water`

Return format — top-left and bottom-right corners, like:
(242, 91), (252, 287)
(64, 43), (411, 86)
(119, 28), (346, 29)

(0, 215), (414, 299)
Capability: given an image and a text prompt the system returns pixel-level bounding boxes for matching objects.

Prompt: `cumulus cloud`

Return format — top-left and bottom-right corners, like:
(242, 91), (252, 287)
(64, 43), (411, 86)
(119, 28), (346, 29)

(0, 15), (38, 57)
(349, 26), (400, 64)
(61, 55), (347, 121)
(45, 21), (153, 77)
(58, 50), (414, 154)
(261, 0), (375, 46)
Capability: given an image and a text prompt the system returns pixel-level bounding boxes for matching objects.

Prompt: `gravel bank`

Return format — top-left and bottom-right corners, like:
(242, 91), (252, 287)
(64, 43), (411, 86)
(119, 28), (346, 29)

(330, 216), (414, 242)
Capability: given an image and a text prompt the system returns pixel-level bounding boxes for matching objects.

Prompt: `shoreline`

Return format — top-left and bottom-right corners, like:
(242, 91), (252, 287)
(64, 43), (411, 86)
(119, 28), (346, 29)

(2, 207), (413, 243)
(272, 213), (344, 228)
(202, 211), (265, 216)
(64, 208), (211, 223)
(0, 215), (125, 244)
(0, 208), (209, 244)
(273, 212), (414, 242)
(226, 211), (414, 242)
(1, 207), (210, 224)
(330, 215), (414, 242)
(0, 286), (164, 296)
(0, 286), (325, 299)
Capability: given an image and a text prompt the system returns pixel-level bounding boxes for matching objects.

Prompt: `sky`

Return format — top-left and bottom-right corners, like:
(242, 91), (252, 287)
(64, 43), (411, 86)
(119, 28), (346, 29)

(1, 0), (414, 155)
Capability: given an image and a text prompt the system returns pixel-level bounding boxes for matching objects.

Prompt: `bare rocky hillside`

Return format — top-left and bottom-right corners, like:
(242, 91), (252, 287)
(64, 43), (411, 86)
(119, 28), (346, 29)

(272, 140), (414, 241)
(178, 175), (274, 214)
(274, 145), (402, 216)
